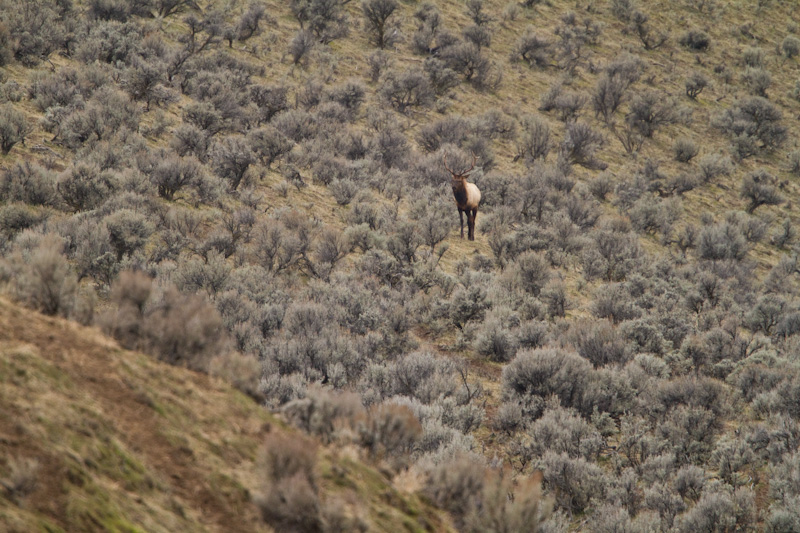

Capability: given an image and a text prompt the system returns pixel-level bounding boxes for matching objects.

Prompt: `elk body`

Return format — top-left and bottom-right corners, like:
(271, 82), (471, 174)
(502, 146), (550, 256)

(445, 154), (481, 241)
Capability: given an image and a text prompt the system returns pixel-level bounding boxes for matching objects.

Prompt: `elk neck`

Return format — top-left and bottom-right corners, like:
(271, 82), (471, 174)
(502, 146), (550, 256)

(452, 177), (468, 208)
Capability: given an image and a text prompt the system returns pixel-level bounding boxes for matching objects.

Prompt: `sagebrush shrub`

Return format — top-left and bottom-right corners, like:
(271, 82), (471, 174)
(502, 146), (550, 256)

(742, 66), (772, 97)
(676, 488), (756, 533)
(380, 68), (434, 112)
(627, 91), (677, 139)
(593, 72), (629, 124)
(610, 0), (636, 21)
(512, 28), (551, 68)
(715, 96), (786, 158)
(674, 465), (706, 502)
(3, 0), (64, 66)
(697, 153), (732, 184)
(698, 221), (749, 261)
(359, 402), (422, 459)
(772, 219), (795, 248)
(6, 235), (78, 317)
(426, 454), (549, 531)
(567, 319), (629, 368)
(673, 138), (699, 163)
(249, 84), (288, 124)
(209, 135), (255, 190)
(361, 0), (400, 49)
(679, 29), (710, 50)
(474, 318), (518, 362)
(0, 104), (32, 154)
(526, 404), (604, 460)
(425, 454), (485, 528)
(467, 468), (548, 531)
(539, 451), (606, 513)
(256, 431), (321, 531)
(103, 209), (154, 260)
(742, 46), (765, 68)
(0, 162), (59, 207)
(582, 228), (642, 282)
(503, 347), (595, 415)
(685, 71), (709, 99)
(631, 10), (668, 50)
(367, 50), (392, 81)
(740, 169), (783, 213)
(515, 115), (551, 164)
(282, 385), (364, 443)
(291, 0), (349, 43)
(236, 2), (269, 42)
(142, 151), (205, 201)
(1, 456), (40, 504)
(102, 272), (230, 372)
(561, 121), (607, 170)
(782, 36), (800, 59)
(288, 29), (314, 66)
(644, 483), (685, 528)
(146, 287), (230, 370)
(442, 41), (502, 90)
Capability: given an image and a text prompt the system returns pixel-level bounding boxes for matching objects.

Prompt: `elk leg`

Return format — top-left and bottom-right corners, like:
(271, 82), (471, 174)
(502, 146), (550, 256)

(459, 208), (465, 239)
(469, 208), (478, 241)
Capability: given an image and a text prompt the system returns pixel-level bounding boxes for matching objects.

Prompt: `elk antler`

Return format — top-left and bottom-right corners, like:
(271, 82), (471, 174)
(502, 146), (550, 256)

(443, 153), (455, 176)
(443, 153), (478, 177)
(462, 153), (478, 176)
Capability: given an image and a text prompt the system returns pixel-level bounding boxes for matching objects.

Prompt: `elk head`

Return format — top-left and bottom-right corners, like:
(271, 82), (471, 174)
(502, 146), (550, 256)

(443, 153), (477, 187)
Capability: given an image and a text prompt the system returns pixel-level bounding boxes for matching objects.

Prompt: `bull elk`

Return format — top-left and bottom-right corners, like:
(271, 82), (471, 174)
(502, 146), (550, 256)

(444, 154), (482, 241)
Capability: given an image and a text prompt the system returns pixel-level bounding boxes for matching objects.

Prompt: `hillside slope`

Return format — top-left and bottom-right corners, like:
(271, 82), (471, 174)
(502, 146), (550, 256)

(4, 0), (800, 528)
(0, 298), (452, 532)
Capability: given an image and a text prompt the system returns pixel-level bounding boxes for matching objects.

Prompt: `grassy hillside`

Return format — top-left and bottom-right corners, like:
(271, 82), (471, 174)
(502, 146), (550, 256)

(3, 0), (800, 530)
(0, 298), (454, 532)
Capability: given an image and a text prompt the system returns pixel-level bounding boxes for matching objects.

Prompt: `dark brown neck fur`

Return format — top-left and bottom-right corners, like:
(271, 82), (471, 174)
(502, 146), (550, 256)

(452, 179), (467, 209)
